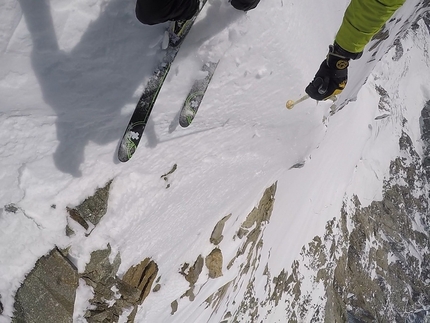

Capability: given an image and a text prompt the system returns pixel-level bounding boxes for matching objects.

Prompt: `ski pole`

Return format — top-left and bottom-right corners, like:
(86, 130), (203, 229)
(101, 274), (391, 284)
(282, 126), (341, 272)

(286, 94), (310, 110)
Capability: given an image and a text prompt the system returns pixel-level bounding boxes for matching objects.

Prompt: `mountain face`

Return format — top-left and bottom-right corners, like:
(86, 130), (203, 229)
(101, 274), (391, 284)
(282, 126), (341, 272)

(2, 1), (430, 322)
(161, 7), (430, 323)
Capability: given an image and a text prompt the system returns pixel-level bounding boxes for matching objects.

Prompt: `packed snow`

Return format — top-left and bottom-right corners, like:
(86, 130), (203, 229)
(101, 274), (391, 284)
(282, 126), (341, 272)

(0, 0), (428, 321)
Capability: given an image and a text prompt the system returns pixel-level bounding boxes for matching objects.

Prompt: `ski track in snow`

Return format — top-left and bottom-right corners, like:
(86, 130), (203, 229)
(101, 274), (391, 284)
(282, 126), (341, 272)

(0, 0), (429, 321)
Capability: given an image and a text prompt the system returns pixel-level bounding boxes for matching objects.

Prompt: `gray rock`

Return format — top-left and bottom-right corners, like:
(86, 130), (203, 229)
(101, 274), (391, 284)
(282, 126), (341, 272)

(82, 248), (159, 323)
(171, 300), (178, 315)
(4, 204), (18, 213)
(192, 183), (277, 322)
(77, 180), (112, 226)
(179, 255), (204, 302)
(13, 248), (78, 323)
(181, 255), (204, 286)
(228, 183), (277, 271)
(68, 180), (112, 230)
(210, 214), (231, 245)
(323, 131), (430, 322)
(82, 245), (122, 322)
(83, 244), (121, 286)
(67, 206), (89, 230)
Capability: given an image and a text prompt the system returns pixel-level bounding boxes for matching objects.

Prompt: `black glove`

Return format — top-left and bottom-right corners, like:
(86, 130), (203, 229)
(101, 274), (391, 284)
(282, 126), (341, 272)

(305, 43), (362, 101)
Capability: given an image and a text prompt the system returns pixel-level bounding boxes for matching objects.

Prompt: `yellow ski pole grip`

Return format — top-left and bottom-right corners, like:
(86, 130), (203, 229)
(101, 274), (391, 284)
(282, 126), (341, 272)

(286, 94), (310, 109)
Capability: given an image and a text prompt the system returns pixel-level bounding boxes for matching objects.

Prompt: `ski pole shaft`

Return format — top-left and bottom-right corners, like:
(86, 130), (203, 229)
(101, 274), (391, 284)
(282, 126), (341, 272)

(286, 94), (310, 110)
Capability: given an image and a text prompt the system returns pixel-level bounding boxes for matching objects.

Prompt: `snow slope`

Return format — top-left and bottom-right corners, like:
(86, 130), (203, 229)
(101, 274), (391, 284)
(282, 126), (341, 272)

(0, 0), (428, 321)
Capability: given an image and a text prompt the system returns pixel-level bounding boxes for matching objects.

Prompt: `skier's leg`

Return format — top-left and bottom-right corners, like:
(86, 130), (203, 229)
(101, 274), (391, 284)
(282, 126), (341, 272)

(135, 0), (199, 25)
(230, 0), (260, 11)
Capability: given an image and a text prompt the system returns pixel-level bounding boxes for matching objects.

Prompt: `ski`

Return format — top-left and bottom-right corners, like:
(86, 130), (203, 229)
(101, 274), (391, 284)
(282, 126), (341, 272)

(179, 60), (219, 128)
(117, 1), (207, 162)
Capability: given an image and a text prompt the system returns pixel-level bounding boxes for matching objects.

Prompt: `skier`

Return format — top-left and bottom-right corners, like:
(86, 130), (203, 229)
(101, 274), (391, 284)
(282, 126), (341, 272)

(135, 0), (260, 26)
(305, 0), (406, 101)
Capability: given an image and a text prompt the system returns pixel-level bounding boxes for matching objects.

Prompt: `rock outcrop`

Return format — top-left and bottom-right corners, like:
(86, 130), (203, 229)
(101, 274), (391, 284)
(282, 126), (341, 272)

(205, 248), (223, 279)
(67, 180), (112, 235)
(12, 181), (160, 323)
(210, 214), (231, 245)
(82, 246), (159, 323)
(270, 127), (430, 321)
(170, 183), (277, 321)
(13, 248), (79, 323)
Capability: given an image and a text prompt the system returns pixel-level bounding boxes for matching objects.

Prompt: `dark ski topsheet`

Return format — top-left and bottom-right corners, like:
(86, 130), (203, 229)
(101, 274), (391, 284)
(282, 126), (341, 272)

(117, 1), (207, 163)
(179, 60), (219, 128)
(117, 57), (173, 163)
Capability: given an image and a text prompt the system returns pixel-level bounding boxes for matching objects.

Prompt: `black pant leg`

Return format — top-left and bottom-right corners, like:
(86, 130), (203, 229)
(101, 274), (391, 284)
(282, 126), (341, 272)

(231, 0), (260, 11)
(136, 0), (199, 25)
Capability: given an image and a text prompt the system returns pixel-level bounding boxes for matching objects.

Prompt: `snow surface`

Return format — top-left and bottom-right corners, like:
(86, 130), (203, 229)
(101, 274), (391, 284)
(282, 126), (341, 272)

(0, 0), (429, 321)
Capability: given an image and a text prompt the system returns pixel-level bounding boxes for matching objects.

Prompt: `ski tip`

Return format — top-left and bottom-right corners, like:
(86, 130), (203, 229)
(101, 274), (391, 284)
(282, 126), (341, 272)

(117, 141), (136, 163)
(179, 118), (192, 128)
(117, 150), (130, 163)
